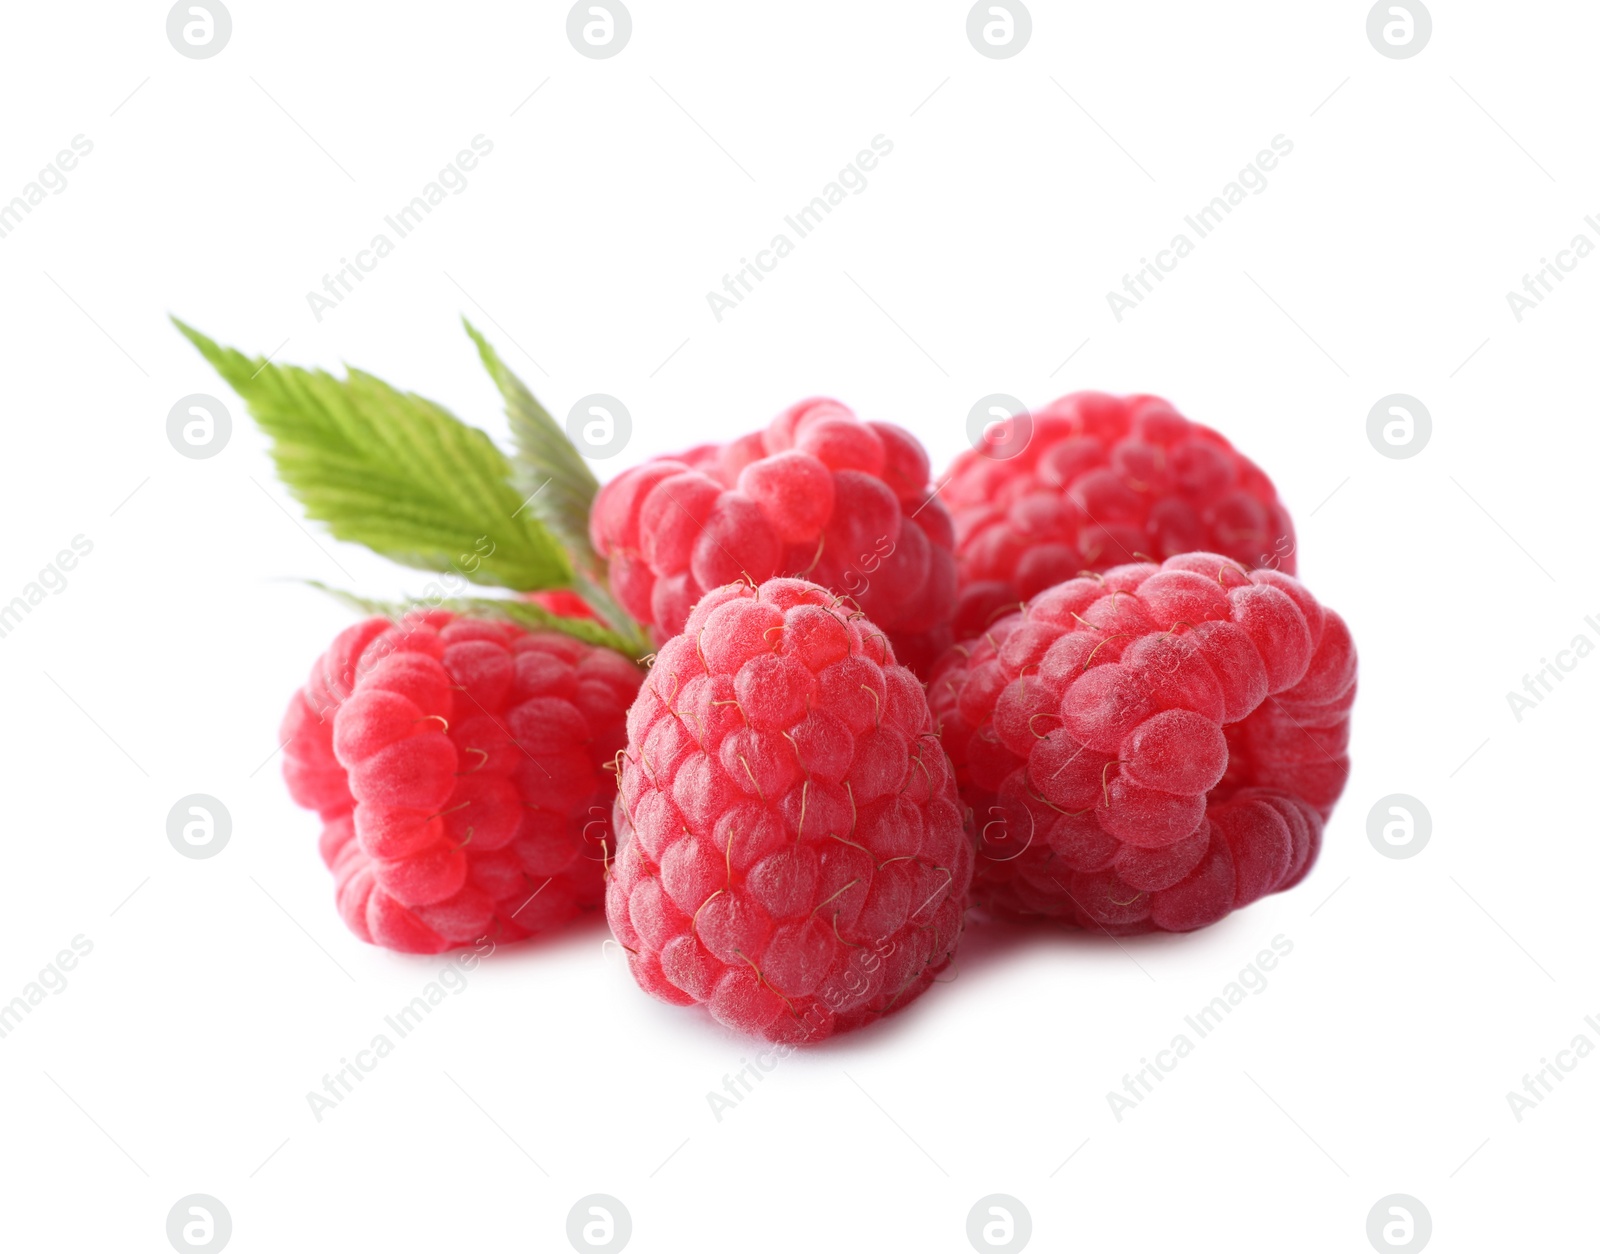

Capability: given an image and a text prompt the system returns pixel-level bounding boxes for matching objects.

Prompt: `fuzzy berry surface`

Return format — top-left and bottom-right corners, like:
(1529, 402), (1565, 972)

(944, 392), (1296, 639)
(606, 578), (973, 1042)
(929, 554), (1355, 933)
(281, 613), (642, 954)
(589, 398), (957, 672)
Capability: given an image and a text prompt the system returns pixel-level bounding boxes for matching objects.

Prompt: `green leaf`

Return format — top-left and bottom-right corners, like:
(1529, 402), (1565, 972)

(462, 318), (599, 567)
(174, 318), (572, 592)
(306, 582), (650, 659)
(462, 318), (644, 639)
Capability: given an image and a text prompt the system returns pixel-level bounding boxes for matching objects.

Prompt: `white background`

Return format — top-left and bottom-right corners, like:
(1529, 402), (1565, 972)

(1, 2), (1595, 1251)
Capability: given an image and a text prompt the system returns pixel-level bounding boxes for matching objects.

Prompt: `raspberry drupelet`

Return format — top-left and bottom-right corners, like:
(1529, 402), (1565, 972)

(943, 392), (1296, 639)
(281, 613), (642, 953)
(929, 554), (1354, 933)
(606, 578), (973, 1041)
(589, 398), (958, 674)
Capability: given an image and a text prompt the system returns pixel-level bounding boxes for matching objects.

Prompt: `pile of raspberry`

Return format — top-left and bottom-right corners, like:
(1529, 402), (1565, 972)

(589, 398), (957, 673)
(605, 578), (972, 1042)
(944, 391), (1296, 638)
(281, 613), (640, 953)
(929, 554), (1354, 932)
(274, 388), (1353, 1044)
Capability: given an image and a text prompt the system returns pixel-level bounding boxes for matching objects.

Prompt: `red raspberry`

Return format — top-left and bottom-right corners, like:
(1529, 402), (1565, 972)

(525, 589), (600, 621)
(929, 554), (1354, 933)
(589, 399), (958, 672)
(280, 613), (642, 953)
(944, 392), (1296, 638)
(606, 577), (973, 1041)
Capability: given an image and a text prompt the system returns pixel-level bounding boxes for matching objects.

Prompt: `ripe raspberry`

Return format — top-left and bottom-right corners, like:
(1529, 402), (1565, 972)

(944, 392), (1296, 638)
(929, 554), (1354, 933)
(589, 399), (958, 672)
(606, 578), (973, 1041)
(280, 613), (642, 953)
(525, 589), (599, 621)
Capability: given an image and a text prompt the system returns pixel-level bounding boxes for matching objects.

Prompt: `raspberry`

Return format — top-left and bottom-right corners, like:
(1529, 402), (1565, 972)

(606, 578), (973, 1041)
(929, 554), (1354, 933)
(590, 399), (958, 673)
(281, 613), (642, 953)
(525, 589), (599, 621)
(943, 392), (1296, 638)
